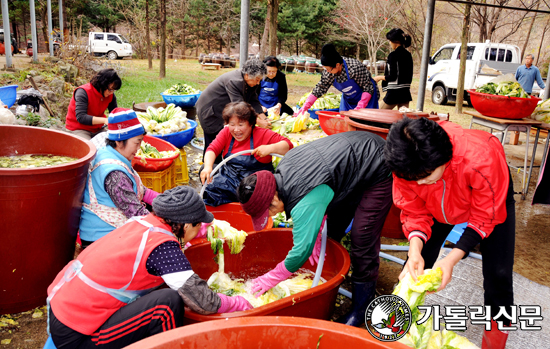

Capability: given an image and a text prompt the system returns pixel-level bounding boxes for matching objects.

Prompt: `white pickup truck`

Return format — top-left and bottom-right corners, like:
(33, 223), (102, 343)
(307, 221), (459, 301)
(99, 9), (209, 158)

(426, 41), (544, 105)
(87, 32), (133, 60)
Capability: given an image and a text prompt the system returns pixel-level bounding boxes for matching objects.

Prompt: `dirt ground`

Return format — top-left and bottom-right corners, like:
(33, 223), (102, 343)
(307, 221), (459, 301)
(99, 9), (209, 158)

(1, 56), (549, 347)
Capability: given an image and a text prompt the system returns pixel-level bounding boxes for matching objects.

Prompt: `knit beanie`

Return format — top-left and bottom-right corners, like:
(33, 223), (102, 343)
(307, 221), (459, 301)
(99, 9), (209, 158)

(153, 186), (214, 224)
(107, 107), (146, 141)
(320, 43), (343, 67)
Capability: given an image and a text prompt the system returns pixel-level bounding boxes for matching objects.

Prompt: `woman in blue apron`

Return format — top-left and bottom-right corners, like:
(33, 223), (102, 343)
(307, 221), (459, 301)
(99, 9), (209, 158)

(296, 43), (378, 116)
(259, 56), (295, 116)
(201, 102), (293, 207)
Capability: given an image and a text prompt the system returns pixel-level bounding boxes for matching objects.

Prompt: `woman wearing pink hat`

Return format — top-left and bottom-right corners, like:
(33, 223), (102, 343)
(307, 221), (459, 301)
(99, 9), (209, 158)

(78, 108), (160, 249)
(236, 131), (393, 327)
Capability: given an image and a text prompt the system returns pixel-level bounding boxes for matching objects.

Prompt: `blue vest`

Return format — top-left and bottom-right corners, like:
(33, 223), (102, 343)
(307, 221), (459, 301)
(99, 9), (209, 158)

(79, 146), (139, 242)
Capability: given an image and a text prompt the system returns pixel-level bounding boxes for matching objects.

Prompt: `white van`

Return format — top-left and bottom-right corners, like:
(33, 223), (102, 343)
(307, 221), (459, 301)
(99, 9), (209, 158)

(87, 32), (133, 60)
(426, 41), (542, 105)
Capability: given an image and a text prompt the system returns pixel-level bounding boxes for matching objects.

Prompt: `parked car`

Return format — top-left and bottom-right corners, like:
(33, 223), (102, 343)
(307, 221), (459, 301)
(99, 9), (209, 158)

(426, 40), (544, 105)
(87, 32), (133, 60)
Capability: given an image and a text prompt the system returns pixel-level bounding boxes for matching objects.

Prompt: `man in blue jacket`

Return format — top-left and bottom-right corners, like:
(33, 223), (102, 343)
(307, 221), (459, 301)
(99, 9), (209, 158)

(515, 54), (545, 95)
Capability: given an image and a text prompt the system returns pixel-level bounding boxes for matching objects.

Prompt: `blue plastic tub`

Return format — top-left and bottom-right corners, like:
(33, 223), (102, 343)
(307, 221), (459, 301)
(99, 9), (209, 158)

(0, 85), (18, 108)
(151, 120), (198, 148)
(296, 105), (339, 120)
(161, 92), (202, 108)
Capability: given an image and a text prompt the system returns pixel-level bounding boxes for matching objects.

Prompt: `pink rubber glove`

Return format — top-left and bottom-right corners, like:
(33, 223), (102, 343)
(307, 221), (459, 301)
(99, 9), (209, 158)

(196, 222), (212, 239)
(251, 261), (293, 297)
(309, 215), (327, 266)
(142, 188), (160, 205)
(294, 94), (318, 117)
(184, 222), (213, 248)
(355, 92), (372, 110)
(217, 294), (253, 313)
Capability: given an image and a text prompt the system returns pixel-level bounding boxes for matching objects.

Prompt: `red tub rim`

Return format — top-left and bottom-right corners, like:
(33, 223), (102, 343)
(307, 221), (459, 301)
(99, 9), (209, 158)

(0, 125), (96, 176)
(124, 316), (410, 349)
(183, 228), (350, 320)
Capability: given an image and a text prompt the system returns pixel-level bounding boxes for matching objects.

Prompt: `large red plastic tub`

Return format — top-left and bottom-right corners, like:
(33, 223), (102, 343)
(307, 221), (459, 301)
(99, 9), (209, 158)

(0, 126), (96, 314)
(205, 202), (273, 232)
(183, 228), (350, 324)
(131, 135), (179, 172)
(468, 89), (541, 119)
(316, 110), (347, 135)
(125, 316), (409, 349)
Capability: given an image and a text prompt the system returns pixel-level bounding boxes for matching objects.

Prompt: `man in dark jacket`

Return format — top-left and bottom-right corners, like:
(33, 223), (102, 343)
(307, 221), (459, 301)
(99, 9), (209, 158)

(196, 59), (271, 161)
(236, 131), (393, 327)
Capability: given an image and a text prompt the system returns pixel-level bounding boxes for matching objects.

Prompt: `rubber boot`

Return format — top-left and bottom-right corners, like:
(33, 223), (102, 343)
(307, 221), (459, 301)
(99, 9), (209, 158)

(336, 281), (376, 327)
(482, 320), (509, 349)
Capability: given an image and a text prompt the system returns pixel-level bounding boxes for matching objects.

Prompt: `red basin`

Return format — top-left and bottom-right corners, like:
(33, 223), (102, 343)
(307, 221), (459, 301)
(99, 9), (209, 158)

(183, 228), (350, 324)
(125, 316), (409, 349)
(468, 89), (541, 119)
(131, 135), (179, 172)
(0, 126), (96, 314)
(316, 111), (347, 135)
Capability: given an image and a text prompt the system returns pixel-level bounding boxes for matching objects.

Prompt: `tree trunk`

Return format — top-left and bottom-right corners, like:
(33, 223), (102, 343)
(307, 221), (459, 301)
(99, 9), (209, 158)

(521, 1), (540, 59)
(456, 0), (471, 114)
(356, 43), (360, 59)
(295, 38), (298, 56)
(160, 0), (166, 78)
(227, 28), (232, 55)
(536, 16), (550, 66)
(39, 6), (49, 53)
(269, 0), (278, 56)
(156, 21), (160, 59)
(146, 0), (152, 69)
(259, 3), (270, 60)
(278, 38), (282, 55)
(219, 37), (223, 53)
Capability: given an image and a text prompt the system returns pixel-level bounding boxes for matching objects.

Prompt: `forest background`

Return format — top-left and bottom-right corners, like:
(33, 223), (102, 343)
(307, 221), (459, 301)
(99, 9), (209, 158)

(4, 0), (550, 77)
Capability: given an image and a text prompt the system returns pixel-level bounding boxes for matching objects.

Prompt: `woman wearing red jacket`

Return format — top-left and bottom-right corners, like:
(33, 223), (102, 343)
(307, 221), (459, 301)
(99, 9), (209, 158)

(384, 117), (514, 349)
(200, 102), (293, 207)
(65, 69), (121, 140)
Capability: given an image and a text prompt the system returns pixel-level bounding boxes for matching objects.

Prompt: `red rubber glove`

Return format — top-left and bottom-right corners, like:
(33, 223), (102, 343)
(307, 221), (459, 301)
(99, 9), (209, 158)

(217, 294), (253, 313)
(309, 215), (327, 266)
(294, 94), (318, 117)
(355, 92), (372, 110)
(251, 261), (293, 297)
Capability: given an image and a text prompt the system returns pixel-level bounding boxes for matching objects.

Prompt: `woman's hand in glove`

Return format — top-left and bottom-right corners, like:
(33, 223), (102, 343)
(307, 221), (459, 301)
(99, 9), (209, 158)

(251, 261), (293, 297)
(217, 294), (253, 313)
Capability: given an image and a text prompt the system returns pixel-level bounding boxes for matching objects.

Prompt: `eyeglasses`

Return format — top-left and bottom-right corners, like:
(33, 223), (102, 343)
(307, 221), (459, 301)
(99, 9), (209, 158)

(107, 88), (116, 92)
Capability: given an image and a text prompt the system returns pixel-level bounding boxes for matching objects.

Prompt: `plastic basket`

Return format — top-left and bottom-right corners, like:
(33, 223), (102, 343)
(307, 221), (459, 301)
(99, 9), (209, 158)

(138, 163), (177, 193)
(316, 111), (347, 135)
(132, 135), (179, 172)
(152, 120), (198, 148)
(161, 92), (202, 108)
(0, 85), (18, 108)
(174, 148), (189, 185)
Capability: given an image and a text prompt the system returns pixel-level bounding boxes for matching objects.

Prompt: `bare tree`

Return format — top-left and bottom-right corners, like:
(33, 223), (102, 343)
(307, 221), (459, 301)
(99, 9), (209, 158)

(335, 0), (403, 75)
(146, 0), (152, 68)
(160, 0), (166, 78)
(259, 3), (270, 59)
(469, 0), (535, 42)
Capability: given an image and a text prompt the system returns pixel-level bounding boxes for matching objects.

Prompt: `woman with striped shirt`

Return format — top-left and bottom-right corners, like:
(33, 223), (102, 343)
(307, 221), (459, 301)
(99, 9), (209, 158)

(373, 28), (414, 110)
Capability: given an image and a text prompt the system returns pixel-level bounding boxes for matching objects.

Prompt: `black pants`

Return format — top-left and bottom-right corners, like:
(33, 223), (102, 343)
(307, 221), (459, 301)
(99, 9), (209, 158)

(280, 103), (294, 116)
(327, 177), (393, 283)
(50, 289), (184, 348)
(420, 172), (515, 321)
